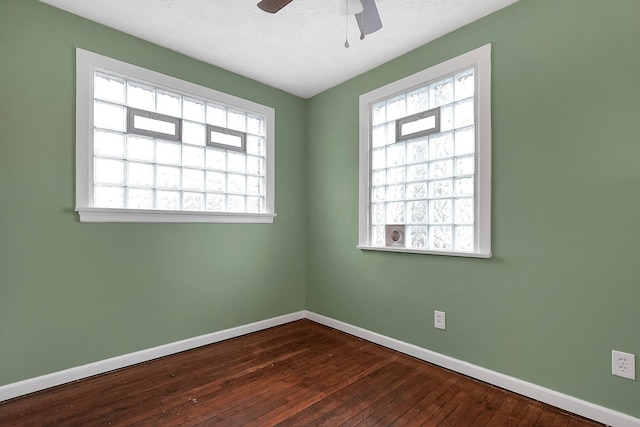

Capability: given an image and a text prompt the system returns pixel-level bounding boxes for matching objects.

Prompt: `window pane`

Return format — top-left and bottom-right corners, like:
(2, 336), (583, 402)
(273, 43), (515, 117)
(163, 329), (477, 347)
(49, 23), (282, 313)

(429, 179), (453, 199)
(95, 158), (124, 185)
(401, 115), (436, 137)
(372, 123), (394, 148)
(455, 127), (475, 156)
(454, 177), (474, 196)
(371, 225), (385, 246)
(227, 152), (246, 173)
(206, 148), (226, 170)
(440, 105), (454, 132)
(372, 170), (386, 187)
(95, 186), (124, 208)
(95, 74), (125, 104)
(156, 165), (181, 189)
(407, 164), (428, 182)
(157, 190), (180, 210)
(408, 226), (427, 248)
(429, 199), (452, 224)
(247, 156), (264, 176)
(455, 226), (475, 251)
(206, 194), (225, 211)
(183, 192), (204, 211)
(183, 146), (205, 168)
(455, 69), (474, 101)
(128, 189), (154, 209)
(386, 167), (406, 185)
(156, 141), (181, 165)
(456, 156), (475, 175)
(429, 132), (453, 160)
(386, 95), (406, 121)
(408, 200), (428, 223)
(454, 99), (474, 128)
(407, 139), (428, 164)
(246, 136), (265, 156)
(429, 159), (454, 179)
(372, 203), (385, 225)
(227, 110), (246, 132)
(386, 202), (405, 223)
(206, 104), (226, 126)
(372, 187), (385, 203)
(183, 98), (205, 122)
(371, 101), (386, 126)
(247, 196), (263, 213)
(133, 114), (176, 136)
(227, 174), (245, 194)
(246, 176), (264, 196)
(183, 121), (206, 146)
(127, 83), (155, 111)
(371, 148), (386, 170)
(430, 226), (453, 250)
(94, 102), (126, 131)
(157, 91), (181, 116)
(209, 129), (243, 148)
(127, 162), (154, 188)
(454, 198), (474, 225)
(206, 171), (226, 193)
(126, 135), (154, 162)
(246, 115), (264, 136)
(429, 77), (453, 107)
(227, 195), (246, 212)
(386, 185), (405, 201)
(407, 182), (427, 199)
(386, 143), (406, 167)
(94, 130), (124, 157)
(183, 168), (205, 191)
(406, 87), (428, 115)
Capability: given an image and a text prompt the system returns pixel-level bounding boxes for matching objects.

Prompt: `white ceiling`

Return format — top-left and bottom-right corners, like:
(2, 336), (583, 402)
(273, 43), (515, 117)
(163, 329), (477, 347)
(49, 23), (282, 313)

(40, 0), (518, 98)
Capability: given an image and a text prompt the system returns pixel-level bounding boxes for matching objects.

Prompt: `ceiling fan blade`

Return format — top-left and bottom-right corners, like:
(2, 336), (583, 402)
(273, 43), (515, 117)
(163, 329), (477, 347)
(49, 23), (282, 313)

(355, 0), (383, 35)
(257, 0), (294, 13)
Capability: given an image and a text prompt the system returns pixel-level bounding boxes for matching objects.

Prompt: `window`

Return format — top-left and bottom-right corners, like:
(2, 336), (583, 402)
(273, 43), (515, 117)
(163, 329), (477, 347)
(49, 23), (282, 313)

(358, 44), (491, 257)
(75, 48), (275, 223)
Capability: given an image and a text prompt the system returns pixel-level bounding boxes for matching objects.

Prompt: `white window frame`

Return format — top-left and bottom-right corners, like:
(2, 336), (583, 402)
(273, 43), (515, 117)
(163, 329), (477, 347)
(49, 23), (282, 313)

(357, 44), (492, 258)
(75, 48), (275, 223)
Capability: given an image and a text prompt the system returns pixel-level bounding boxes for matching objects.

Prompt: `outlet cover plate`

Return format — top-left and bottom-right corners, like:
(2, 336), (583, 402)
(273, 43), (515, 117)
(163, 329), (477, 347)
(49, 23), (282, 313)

(434, 310), (446, 330)
(612, 350), (635, 380)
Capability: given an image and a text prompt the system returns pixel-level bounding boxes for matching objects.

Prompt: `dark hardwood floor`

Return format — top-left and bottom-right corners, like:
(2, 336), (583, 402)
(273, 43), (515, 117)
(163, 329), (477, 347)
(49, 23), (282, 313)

(0, 320), (603, 426)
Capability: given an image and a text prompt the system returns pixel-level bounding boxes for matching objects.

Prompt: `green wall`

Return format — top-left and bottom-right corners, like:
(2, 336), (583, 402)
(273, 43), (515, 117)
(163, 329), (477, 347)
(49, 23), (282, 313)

(306, 0), (640, 418)
(1, 0), (639, 420)
(0, 0), (306, 384)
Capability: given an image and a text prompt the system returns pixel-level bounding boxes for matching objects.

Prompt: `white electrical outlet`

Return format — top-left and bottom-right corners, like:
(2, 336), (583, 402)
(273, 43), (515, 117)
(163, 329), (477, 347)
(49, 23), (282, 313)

(611, 350), (635, 380)
(434, 310), (446, 330)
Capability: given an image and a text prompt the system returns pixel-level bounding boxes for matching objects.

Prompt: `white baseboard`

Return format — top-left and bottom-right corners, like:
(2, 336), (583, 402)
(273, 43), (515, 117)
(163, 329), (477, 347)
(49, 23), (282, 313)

(1, 310), (638, 427)
(0, 311), (305, 403)
(304, 311), (639, 427)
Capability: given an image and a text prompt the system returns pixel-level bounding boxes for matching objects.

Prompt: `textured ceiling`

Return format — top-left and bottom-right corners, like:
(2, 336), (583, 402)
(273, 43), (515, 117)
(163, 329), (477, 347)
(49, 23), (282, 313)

(40, 0), (519, 98)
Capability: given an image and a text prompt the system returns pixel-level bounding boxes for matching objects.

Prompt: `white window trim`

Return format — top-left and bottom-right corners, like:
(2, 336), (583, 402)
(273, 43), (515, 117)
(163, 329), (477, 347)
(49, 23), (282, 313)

(357, 44), (492, 258)
(75, 48), (275, 223)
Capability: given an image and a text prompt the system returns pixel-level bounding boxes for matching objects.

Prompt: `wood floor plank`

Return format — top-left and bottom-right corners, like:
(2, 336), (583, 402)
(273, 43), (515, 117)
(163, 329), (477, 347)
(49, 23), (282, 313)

(486, 394), (532, 426)
(519, 403), (545, 426)
(0, 320), (605, 427)
(436, 379), (495, 426)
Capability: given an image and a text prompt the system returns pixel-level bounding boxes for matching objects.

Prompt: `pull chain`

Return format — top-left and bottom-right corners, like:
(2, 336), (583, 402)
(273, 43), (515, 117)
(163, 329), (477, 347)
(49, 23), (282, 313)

(344, 3), (350, 48)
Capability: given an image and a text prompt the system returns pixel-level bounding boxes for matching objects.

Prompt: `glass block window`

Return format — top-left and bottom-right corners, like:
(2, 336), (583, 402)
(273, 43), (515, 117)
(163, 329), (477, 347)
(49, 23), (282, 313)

(76, 49), (274, 223)
(358, 45), (492, 258)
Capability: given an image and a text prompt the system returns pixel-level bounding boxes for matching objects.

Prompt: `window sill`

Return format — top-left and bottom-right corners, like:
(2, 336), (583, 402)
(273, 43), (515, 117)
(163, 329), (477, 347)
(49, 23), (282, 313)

(76, 207), (276, 224)
(356, 245), (491, 259)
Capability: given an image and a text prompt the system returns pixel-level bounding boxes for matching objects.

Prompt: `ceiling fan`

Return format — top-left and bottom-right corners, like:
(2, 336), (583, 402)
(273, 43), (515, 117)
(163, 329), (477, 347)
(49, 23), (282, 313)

(257, 0), (383, 46)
